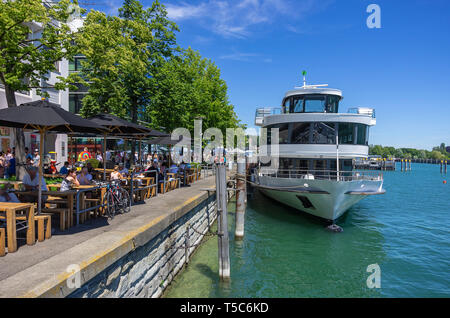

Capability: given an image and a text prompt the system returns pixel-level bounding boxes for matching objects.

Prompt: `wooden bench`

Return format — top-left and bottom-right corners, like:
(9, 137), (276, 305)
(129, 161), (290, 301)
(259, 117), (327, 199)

(0, 228), (5, 257)
(15, 214), (51, 242)
(35, 214), (52, 242)
(41, 208), (69, 231)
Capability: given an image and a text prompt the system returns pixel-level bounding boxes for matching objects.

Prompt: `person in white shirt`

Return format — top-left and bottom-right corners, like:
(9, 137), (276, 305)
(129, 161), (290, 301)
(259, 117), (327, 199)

(33, 149), (40, 167)
(22, 166), (48, 204)
(22, 166), (48, 192)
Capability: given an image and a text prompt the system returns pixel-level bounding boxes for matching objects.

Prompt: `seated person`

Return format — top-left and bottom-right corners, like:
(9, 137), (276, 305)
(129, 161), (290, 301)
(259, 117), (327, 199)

(86, 161), (94, 174)
(118, 163), (128, 177)
(110, 165), (123, 180)
(168, 164), (179, 174)
(77, 166), (93, 185)
(22, 166), (48, 204)
(60, 168), (80, 192)
(0, 184), (20, 203)
(59, 161), (69, 175)
(23, 166), (48, 192)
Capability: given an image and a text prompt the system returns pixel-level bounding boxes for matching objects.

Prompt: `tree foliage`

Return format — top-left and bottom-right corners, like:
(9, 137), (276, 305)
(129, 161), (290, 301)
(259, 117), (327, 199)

(0, 0), (79, 96)
(147, 47), (243, 134)
(72, 0), (178, 120)
(0, 0), (80, 178)
(369, 143), (450, 160)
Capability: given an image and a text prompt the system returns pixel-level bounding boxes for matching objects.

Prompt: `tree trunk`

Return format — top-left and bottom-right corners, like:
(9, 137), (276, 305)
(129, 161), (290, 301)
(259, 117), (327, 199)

(4, 85), (26, 180)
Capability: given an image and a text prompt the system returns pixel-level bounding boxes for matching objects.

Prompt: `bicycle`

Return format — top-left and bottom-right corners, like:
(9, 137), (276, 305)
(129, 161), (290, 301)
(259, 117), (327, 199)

(100, 180), (131, 219)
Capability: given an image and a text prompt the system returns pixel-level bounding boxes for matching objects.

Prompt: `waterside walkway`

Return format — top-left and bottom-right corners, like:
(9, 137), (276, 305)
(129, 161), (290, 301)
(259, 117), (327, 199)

(0, 176), (215, 297)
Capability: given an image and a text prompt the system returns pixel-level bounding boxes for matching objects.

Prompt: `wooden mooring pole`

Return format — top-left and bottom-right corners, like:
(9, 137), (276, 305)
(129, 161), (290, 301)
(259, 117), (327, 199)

(440, 161), (443, 174)
(216, 164), (230, 280)
(445, 161), (448, 174)
(235, 161), (247, 239)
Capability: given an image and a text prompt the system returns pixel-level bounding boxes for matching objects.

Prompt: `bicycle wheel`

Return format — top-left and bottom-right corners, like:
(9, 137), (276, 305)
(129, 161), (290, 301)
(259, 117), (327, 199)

(104, 191), (116, 219)
(119, 188), (131, 213)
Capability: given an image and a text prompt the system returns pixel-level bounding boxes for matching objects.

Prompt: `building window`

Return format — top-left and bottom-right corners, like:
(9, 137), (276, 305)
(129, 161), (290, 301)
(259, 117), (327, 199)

(61, 141), (66, 158)
(69, 94), (85, 114)
(69, 56), (86, 72)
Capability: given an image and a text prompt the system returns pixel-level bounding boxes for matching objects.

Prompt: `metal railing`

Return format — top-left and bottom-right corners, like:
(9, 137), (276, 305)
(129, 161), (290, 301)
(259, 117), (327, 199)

(257, 168), (383, 182)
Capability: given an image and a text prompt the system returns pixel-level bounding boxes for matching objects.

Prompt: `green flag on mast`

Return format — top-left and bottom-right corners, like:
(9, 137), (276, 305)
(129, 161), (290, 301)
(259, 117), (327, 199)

(302, 70), (307, 76)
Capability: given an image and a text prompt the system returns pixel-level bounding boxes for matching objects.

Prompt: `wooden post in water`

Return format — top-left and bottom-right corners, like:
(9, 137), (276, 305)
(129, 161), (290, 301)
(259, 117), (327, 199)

(445, 161), (448, 174)
(235, 160), (247, 239)
(216, 164), (230, 280)
(440, 161), (443, 174)
(409, 159), (412, 171)
(401, 159), (404, 172)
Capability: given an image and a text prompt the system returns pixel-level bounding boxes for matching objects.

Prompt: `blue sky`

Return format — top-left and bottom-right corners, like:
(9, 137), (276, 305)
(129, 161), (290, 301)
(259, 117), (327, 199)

(97, 0), (450, 150)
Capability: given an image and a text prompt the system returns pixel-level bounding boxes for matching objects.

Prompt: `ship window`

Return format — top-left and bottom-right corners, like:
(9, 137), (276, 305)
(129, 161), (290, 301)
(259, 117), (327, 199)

(291, 123), (311, 144)
(311, 122), (336, 144)
(283, 98), (291, 114)
(338, 123), (354, 144)
(356, 124), (367, 145)
(326, 95), (340, 113)
(304, 96), (326, 112)
(293, 97), (304, 113)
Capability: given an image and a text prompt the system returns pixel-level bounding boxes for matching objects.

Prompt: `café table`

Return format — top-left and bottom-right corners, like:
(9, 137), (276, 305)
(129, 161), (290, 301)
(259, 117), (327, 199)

(0, 202), (35, 253)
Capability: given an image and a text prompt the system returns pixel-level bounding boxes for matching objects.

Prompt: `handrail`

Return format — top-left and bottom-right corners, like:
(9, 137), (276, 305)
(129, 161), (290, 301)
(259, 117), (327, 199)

(257, 168), (383, 181)
(75, 185), (106, 226)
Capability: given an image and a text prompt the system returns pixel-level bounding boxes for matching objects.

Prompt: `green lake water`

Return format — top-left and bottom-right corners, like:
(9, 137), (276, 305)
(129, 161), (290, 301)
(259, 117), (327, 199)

(164, 163), (450, 297)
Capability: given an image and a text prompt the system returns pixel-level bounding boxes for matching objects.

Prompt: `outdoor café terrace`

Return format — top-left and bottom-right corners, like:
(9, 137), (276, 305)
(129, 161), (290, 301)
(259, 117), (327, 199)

(0, 99), (214, 264)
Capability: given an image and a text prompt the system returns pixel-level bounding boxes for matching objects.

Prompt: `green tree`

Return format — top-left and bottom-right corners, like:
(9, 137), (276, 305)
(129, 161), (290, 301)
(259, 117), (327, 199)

(430, 150), (444, 160)
(72, 0), (178, 162)
(0, 0), (79, 177)
(74, 0), (178, 119)
(146, 47), (243, 135)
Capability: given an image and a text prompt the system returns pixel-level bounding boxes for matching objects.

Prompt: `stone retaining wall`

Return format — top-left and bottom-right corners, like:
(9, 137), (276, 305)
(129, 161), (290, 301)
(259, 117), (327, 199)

(69, 193), (217, 298)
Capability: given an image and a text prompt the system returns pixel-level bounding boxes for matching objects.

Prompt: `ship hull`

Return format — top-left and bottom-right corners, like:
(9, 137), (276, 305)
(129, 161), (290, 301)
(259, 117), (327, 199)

(255, 175), (384, 221)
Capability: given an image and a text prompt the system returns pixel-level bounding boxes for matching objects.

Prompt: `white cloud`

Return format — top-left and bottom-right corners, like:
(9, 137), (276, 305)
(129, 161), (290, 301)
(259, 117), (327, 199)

(165, 0), (322, 38)
(219, 52), (272, 62)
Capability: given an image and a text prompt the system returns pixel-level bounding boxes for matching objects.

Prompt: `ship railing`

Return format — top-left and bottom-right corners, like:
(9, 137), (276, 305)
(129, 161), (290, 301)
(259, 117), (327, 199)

(257, 168), (383, 182)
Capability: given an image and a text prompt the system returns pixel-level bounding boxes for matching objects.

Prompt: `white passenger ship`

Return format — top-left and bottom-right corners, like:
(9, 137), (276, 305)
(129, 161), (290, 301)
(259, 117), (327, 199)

(253, 79), (385, 221)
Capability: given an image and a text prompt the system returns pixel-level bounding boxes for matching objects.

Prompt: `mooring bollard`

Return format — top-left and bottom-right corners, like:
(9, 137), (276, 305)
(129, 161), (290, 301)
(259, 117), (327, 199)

(216, 164), (230, 280)
(235, 161), (246, 239)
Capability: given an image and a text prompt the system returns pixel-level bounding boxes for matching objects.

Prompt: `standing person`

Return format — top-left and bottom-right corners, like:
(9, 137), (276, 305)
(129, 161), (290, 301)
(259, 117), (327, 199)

(0, 153), (5, 178)
(96, 150), (103, 162)
(33, 149), (40, 167)
(24, 147), (33, 161)
(7, 152), (16, 177)
(78, 147), (92, 162)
